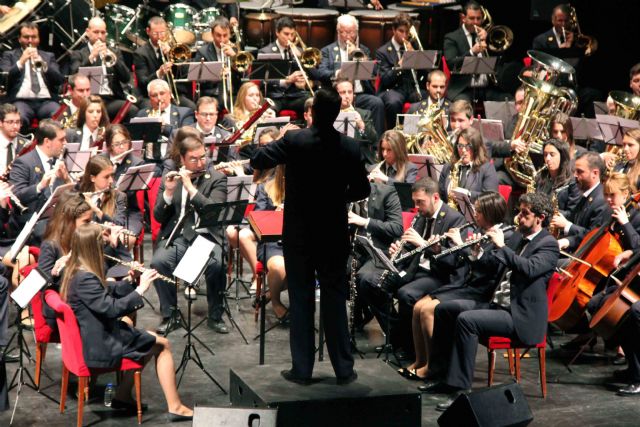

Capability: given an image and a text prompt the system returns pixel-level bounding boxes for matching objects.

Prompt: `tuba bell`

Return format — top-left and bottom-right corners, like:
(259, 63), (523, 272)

(610, 90), (640, 121)
(412, 100), (454, 164)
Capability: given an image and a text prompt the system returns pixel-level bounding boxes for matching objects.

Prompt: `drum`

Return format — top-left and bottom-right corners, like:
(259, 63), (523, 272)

(349, 10), (419, 56)
(165, 4), (197, 45)
(104, 4), (138, 50)
(243, 12), (279, 48)
(195, 7), (221, 43)
(276, 8), (339, 49)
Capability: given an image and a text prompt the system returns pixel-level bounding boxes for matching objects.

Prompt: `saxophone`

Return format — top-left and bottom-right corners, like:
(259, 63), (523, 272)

(548, 183), (569, 238)
(447, 159), (463, 210)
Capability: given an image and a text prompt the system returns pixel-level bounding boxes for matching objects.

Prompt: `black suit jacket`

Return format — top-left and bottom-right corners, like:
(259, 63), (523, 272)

(612, 208), (640, 251)
(532, 29), (561, 51)
(250, 126), (370, 252)
(438, 161), (499, 203)
(375, 40), (422, 95)
(193, 43), (242, 98)
(407, 98), (450, 115)
(566, 183), (611, 250)
(132, 43), (191, 99)
(135, 104), (195, 138)
(363, 183), (403, 252)
(67, 271), (144, 368)
(317, 42), (375, 94)
(69, 44), (130, 99)
(258, 42), (309, 100)
(154, 163), (227, 246)
(0, 48), (64, 100)
(491, 229), (559, 345)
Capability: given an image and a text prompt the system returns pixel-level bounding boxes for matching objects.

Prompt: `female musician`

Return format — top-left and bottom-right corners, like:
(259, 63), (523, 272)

(103, 124), (144, 237)
(550, 112), (585, 163)
(400, 192), (508, 380)
(60, 224), (193, 420)
(66, 95), (110, 150)
(438, 127), (498, 205)
(368, 130), (418, 184)
(535, 139), (573, 197)
(611, 129), (640, 191)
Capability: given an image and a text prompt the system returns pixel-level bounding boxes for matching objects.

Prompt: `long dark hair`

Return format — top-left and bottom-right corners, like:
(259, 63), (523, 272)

(536, 138), (572, 195)
(79, 155), (117, 217)
(475, 191), (507, 227)
(452, 127), (489, 172)
(76, 95), (110, 129)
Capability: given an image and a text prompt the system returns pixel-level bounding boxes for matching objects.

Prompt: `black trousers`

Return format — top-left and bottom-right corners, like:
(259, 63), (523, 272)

(0, 275), (8, 347)
(283, 240), (354, 379)
(619, 302), (640, 382)
(150, 236), (225, 320)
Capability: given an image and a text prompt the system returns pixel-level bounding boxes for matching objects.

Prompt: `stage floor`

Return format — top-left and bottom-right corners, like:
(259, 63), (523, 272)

(3, 237), (640, 426)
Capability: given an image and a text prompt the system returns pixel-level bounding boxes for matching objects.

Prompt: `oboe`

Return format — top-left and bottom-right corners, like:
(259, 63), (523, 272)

(376, 214), (419, 288)
(393, 222), (474, 264)
(432, 224), (516, 261)
(103, 254), (174, 283)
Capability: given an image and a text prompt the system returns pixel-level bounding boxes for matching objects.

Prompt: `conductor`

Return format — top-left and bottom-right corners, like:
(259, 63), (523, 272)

(251, 88), (370, 385)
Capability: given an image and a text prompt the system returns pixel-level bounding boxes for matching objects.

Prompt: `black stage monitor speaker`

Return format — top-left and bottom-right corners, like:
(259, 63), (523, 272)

(193, 406), (277, 427)
(437, 383), (533, 427)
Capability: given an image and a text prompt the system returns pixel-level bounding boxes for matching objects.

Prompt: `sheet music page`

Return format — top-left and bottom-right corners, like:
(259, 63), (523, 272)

(173, 236), (216, 284)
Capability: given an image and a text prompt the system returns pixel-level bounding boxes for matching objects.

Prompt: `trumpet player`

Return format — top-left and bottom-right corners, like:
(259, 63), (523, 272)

(0, 22), (63, 130)
(0, 104), (31, 172)
(335, 78), (378, 165)
(69, 17), (139, 122)
(316, 14), (385, 135)
(376, 13), (426, 129)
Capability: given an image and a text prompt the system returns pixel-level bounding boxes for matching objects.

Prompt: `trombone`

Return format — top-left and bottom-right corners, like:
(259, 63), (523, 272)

(402, 27), (423, 101)
(288, 31), (321, 96)
(157, 26), (192, 106)
(220, 42), (235, 114)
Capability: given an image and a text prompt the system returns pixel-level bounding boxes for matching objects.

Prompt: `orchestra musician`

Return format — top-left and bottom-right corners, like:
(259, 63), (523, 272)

(258, 17), (313, 116)
(534, 139), (573, 197)
(60, 224), (193, 421)
(368, 130), (418, 185)
(427, 193), (558, 408)
(8, 119), (71, 243)
(532, 4), (575, 50)
(250, 88), (370, 385)
(630, 63), (640, 97)
(193, 17), (242, 107)
(316, 14), (385, 135)
(404, 191), (508, 382)
(335, 77), (379, 166)
(150, 134), (229, 335)
(443, 1), (508, 103)
(407, 70), (450, 116)
(55, 74), (92, 129)
(68, 17), (139, 122)
(65, 95), (110, 150)
(438, 127), (499, 206)
(606, 129), (640, 190)
(136, 79), (195, 139)
(448, 100), (474, 132)
(0, 104), (31, 172)
(133, 17), (195, 110)
(0, 22), (63, 130)
(553, 151), (611, 252)
(376, 13), (426, 128)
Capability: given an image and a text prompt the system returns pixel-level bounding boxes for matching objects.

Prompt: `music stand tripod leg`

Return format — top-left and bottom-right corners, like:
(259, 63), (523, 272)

(163, 279), (186, 337)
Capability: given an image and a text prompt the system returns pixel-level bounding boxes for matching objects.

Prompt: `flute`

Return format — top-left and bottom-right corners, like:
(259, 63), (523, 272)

(432, 224), (516, 261)
(91, 221), (138, 238)
(103, 254), (174, 283)
(165, 168), (207, 181)
(393, 222), (474, 264)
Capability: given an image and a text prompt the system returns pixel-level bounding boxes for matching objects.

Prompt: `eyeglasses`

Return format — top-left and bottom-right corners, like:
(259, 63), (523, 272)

(2, 120), (21, 125)
(457, 144), (471, 150)
(198, 112), (217, 118)
(186, 156), (206, 164)
(111, 140), (130, 148)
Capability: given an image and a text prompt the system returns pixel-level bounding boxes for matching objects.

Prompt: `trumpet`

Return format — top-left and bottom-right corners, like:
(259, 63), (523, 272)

(99, 41), (118, 68)
(28, 43), (46, 73)
(432, 224), (516, 261)
(103, 254), (174, 283)
(346, 40), (366, 61)
(393, 222), (474, 264)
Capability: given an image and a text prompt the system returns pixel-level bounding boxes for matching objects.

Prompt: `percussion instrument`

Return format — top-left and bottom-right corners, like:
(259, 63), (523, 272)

(195, 7), (221, 43)
(0, 0), (41, 35)
(243, 12), (278, 48)
(349, 10), (419, 56)
(276, 8), (338, 50)
(165, 4), (197, 46)
(104, 4), (141, 51)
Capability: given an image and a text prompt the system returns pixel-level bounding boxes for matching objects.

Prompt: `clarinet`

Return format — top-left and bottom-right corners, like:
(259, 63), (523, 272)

(347, 198), (368, 333)
(376, 214), (419, 289)
(392, 221), (474, 264)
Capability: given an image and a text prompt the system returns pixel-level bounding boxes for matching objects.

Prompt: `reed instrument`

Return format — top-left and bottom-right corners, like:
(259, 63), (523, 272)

(376, 215), (419, 289)
(103, 254), (174, 283)
(0, 183), (28, 213)
(447, 160), (464, 210)
(432, 224), (516, 261)
(394, 222), (475, 263)
(220, 99), (275, 146)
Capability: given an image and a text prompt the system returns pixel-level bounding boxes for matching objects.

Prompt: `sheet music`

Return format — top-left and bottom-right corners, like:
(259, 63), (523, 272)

(11, 268), (47, 309)
(173, 235), (215, 285)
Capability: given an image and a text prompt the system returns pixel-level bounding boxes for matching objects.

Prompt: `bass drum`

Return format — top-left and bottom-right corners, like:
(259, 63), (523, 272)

(195, 7), (221, 43)
(348, 10), (419, 56)
(104, 4), (138, 51)
(276, 8), (339, 49)
(165, 4), (197, 45)
(243, 12), (279, 48)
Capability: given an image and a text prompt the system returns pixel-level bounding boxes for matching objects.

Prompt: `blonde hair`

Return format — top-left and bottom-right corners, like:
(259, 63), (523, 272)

(231, 82), (264, 123)
(264, 165), (285, 206)
(604, 172), (631, 196)
(59, 224), (106, 301)
(378, 130), (408, 182)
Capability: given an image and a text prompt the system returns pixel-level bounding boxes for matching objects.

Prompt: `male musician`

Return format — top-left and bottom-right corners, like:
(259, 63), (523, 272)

(150, 135), (229, 335)
(0, 104), (31, 173)
(316, 14), (385, 135)
(182, 96), (232, 163)
(258, 17), (312, 116)
(532, 4), (575, 51)
(0, 22), (63, 130)
(443, 1), (508, 103)
(360, 178), (466, 354)
(133, 16), (195, 109)
(630, 63), (640, 97)
(53, 73), (92, 128)
(350, 182), (404, 330)
(429, 193), (559, 408)
(335, 78), (378, 165)
(303, 97), (313, 128)
(193, 17), (242, 110)
(448, 99), (474, 132)
(251, 88), (370, 384)
(69, 17), (139, 122)
(135, 79), (195, 139)
(8, 119), (71, 242)
(552, 151), (610, 252)
(376, 13), (426, 128)
(407, 70), (450, 115)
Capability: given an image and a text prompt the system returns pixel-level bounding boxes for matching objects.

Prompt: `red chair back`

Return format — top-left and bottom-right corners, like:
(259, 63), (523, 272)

(498, 185), (512, 203)
(44, 290), (91, 377)
(402, 211), (417, 231)
(146, 177), (163, 243)
(31, 290), (58, 344)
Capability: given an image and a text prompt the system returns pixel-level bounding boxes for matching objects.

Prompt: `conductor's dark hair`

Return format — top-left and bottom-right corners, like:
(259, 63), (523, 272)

(275, 17), (295, 33)
(35, 119), (63, 146)
(519, 192), (553, 227)
(312, 88), (342, 128)
(412, 177), (439, 196)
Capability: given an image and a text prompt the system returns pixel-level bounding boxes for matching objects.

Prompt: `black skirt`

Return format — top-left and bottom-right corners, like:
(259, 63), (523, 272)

(257, 241), (283, 264)
(119, 322), (156, 362)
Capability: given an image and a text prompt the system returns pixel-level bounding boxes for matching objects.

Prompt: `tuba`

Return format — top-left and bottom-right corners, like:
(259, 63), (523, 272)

(610, 90), (640, 121)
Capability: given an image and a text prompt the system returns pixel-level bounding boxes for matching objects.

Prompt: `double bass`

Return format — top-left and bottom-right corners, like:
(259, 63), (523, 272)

(548, 193), (640, 330)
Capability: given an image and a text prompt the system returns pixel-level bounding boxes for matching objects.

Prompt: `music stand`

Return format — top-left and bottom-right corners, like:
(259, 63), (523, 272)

(172, 235), (226, 393)
(247, 59), (291, 95)
(471, 118), (505, 141)
(456, 56), (498, 107)
(177, 61), (223, 96)
(77, 66), (111, 96)
(64, 150), (92, 173)
(197, 200), (250, 345)
(571, 117), (603, 142)
(596, 114), (639, 147)
(338, 60), (377, 81)
(116, 163), (155, 248)
(247, 210), (283, 365)
(409, 154), (430, 181)
(399, 50), (439, 70)
(6, 268), (56, 425)
(452, 187), (475, 224)
(126, 121), (163, 162)
(334, 111), (358, 138)
(396, 114), (420, 134)
(483, 101), (516, 127)
(252, 117), (290, 145)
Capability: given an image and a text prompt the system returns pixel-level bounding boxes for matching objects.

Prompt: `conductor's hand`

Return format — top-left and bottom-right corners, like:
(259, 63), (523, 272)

(137, 269), (159, 294)
(402, 227), (425, 248)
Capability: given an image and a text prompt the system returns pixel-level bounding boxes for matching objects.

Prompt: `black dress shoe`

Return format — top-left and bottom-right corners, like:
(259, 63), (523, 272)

(207, 318), (230, 334)
(418, 381), (454, 394)
(617, 383), (640, 396)
(336, 370), (358, 385)
(280, 369), (312, 385)
(435, 389), (467, 412)
(166, 412), (193, 422)
(155, 318), (179, 335)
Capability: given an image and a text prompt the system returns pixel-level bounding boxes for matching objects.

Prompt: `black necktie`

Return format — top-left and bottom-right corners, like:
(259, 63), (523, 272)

(559, 32), (565, 44)
(47, 157), (56, 169)
(399, 46), (406, 59)
(30, 58), (41, 94)
(459, 165), (470, 188)
(284, 48), (291, 61)
(570, 196), (588, 223)
(6, 142), (13, 165)
(423, 218), (435, 241)
(471, 31), (477, 47)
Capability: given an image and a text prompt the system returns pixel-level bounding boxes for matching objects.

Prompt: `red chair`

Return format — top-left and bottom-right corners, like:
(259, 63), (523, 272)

(278, 110), (298, 121)
(498, 184), (512, 204)
(146, 176), (163, 243)
(402, 103), (411, 114)
(133, 189), (147, 263)
(402, 211), (417, 231)
(482, 272), (562, 398)
(44, 290), (144, 426)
